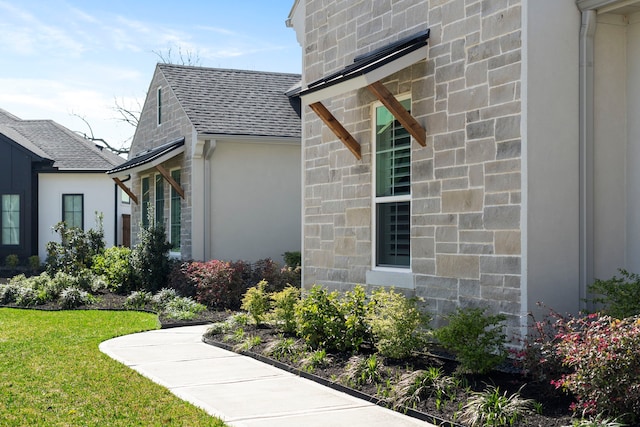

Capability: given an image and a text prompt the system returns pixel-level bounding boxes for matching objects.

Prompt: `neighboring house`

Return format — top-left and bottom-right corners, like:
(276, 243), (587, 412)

(108, 64), (302, 263)
(287, 0), (640, 336)
(0, 108), (129, 263)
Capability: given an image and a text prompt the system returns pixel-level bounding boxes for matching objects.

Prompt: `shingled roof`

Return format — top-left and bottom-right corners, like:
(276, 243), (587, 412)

(158, 64), (301, 139)
(0, 109), (124, 171)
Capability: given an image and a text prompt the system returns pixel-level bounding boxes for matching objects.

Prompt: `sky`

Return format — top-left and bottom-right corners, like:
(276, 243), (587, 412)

(0, 0), (301, 153)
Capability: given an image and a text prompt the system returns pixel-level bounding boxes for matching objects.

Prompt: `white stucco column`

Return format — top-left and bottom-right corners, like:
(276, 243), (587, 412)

(627, 13), (640, 270)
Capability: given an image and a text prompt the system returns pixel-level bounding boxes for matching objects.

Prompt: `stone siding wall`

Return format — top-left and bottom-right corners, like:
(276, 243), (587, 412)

(302, 0), (523, 332)
(128, 68), (194, 259)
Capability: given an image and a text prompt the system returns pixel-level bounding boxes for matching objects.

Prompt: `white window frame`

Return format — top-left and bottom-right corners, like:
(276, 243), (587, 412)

(370, 94), (413, 274)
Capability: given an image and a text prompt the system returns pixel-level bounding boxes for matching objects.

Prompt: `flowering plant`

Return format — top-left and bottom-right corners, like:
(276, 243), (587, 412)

(552, 313), (640, 423)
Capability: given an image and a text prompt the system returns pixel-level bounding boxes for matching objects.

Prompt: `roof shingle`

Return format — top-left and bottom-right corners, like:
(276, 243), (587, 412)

(158, 64), (301, 139)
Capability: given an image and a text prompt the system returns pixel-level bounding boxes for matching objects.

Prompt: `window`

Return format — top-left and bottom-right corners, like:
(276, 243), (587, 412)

(155, 174), (164, 226)
(1, 194), (20, 245)
(62, 194), (83, 229)
(141, 176), (150, 228)
(170, 169), (181, 251)
(374, 98), (411, 268)
(157, 87), (162, 126)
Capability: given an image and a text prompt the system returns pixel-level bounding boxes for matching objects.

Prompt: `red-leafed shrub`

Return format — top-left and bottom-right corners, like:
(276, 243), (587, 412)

(185, 260), (249, 309)
(552, 313), (640, 423)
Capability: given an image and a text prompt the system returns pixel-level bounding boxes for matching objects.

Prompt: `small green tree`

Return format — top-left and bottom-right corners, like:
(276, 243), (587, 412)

(131, 212), (171, 292)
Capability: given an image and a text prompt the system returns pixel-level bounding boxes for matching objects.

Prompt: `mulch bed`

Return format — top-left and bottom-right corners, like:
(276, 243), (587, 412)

(202, 320), (576, 427)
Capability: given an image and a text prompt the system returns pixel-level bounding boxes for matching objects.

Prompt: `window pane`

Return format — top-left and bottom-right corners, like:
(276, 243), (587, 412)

(141, 177), (150, 228)
(376, 201), (410, 267)
(62, 195), (83, 229)
(170, 169), (181, 251)
(376, 99), (411, 197)
(155, 174), (164, 226)
(2, 194), (19, 245)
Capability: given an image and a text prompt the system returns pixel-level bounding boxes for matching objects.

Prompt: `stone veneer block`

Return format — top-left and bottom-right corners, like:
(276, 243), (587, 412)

(436, 254), (480, 279)
(442, 189), (484, 212)
(495, 230), (521, 255)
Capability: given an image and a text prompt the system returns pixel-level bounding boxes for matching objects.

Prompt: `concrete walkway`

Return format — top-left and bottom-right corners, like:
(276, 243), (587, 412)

(100, 325), (435, 427)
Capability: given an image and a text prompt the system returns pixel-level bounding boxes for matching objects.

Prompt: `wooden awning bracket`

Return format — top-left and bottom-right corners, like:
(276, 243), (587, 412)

(309, 101), (362, 160)
(155, 164), (185, 199)
(367, 81), (427, 147)
(113, 177), (138, 205)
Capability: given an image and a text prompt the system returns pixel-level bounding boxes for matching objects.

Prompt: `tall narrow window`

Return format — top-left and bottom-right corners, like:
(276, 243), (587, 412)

(1, 194), (20, 245)
(62, 194), (83, 229)
(155, 174), (164, 226)
(170, 169), (181, 251)
(374, 98), (411, 268)
(157, 87), (162, 125)
(141, 176), (150, 229)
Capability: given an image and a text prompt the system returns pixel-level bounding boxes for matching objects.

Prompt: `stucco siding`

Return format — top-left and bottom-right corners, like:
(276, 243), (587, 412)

(209, 140), (302, 263)
(38, 173), (121, 262)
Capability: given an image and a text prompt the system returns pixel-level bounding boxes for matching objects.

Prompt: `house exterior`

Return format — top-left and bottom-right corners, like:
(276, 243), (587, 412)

(287, 0), (640, 337)
(109, 64), (302, 263)
(0, 108), (129, 263)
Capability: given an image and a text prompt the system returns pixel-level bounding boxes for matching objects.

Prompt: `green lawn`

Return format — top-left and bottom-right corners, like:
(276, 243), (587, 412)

(0, 308), (227, 426)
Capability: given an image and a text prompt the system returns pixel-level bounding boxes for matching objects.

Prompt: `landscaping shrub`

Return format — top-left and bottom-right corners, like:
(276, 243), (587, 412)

(151, 288), (179, 311)
(270, 285), (300, 334)
(131, 219), (171, 293)
(434, 307), (507, 374)
(186, 260), (247, 309)
(513, 305), (570, 386)
(92, 246), (137, 293)
(59, 287), (95, 309)
(340, 285), (371, 352)
(241, 280), (270, 325)
(283, 251), (301, 267)
(167, 260), (196, 298)
(15, 286), (38, 307)
(250, 258), (284, 291)
(367, 288), (429, 359)
(0, 282), (19, 304)
(552, 313), (640, 423)
(124, 290), (152, 309)
(45, 216), (105, 275)
(588, 269), (640, 319)
(5, 254), (19, 268)
(27, 255), (40, 273)
(295, 285), (346, 351)
(162, 297), (206, 321)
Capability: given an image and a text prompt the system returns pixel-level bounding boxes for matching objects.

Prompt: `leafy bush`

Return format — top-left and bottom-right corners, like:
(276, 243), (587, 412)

(92, 246), (137, 293)
(270, 286), (300, 334)
(5, 254), (19, 268)
(185, 260), (248, 310)
(162, 297), (206, 320)
(552, 314), (640, 423)
(167, 260), (196, 298)
(27, 255), (40, 272)
(0, 283), (19, 304)
(15, 286), (38, 307)
(241, 280), (270, 325)
(435, 307), (507, 374)
(124, 290), (152, 309)
(367, 288), (429, 359)
(283, 251), (301, 267)
(513, 305), (571, 386)
(59, 287), (95, 309)
(588, 269), (640, 319)
(461, 385), (534, 427)
(340, 285), (371, 352)
(131, 219), (171, 293)
(151, 288), (179, 311)
(45, 216), (105, 275)
(295, 285), (346, 351)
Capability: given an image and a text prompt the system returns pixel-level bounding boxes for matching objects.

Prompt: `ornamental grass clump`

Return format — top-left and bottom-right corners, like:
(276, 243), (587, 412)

(552, 314), (640, 424)
(461, 385), (534, 427)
